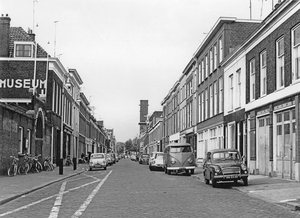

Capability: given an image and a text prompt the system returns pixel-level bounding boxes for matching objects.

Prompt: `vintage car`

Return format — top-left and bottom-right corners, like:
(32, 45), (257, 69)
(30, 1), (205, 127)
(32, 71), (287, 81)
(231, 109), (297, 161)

(139, 154), (150, 165)
(149, 152), (164, 171)
(203, 149), (248, 188)
(89, 153), (107, 171)
(163, 143), (195, 175)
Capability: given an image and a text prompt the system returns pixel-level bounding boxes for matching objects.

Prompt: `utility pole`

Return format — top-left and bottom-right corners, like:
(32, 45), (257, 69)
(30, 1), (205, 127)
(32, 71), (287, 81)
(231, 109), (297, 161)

(54, 20), (59, 57)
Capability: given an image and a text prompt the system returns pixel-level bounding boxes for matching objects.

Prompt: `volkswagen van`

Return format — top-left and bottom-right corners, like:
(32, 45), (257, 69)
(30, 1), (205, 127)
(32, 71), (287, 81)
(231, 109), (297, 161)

(163, 143), (196, 175)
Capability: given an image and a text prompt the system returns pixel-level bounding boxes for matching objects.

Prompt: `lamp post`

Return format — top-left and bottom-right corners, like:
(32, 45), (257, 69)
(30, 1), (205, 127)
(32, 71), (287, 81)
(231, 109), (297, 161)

(59, 77), (64, 175)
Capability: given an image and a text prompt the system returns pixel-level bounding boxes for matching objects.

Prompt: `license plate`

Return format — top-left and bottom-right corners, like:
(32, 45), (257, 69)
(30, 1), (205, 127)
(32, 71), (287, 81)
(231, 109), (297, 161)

(225, 175), (238, 179)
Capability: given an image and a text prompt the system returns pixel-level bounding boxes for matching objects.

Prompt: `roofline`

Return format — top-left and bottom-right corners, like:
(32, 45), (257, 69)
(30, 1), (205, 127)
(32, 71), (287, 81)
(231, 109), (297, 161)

(193, 17), (261, 58)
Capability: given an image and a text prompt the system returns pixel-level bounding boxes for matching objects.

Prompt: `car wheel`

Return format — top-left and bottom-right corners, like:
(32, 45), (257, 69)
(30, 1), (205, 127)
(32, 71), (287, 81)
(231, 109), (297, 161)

(233, 179), (238, 185)
(164, 167), (167, 174)
(190, 169), (194, 175)
(149, 166), (153, 171)
(89, 167), (92, 171)
(104, 167), (107, 170)
(167, 169), (171, 175)
(243, 178), (248, 186)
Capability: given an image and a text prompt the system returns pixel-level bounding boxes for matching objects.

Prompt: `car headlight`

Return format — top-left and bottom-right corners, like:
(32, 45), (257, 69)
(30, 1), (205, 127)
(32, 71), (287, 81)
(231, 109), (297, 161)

(152, 160), (155, 164)
(188, 157), (194, 164)
(214, 166), (221, 173)
(241, 164), (247, 171)
(171, 158), (176, 165)
(89, 161), (94, 165)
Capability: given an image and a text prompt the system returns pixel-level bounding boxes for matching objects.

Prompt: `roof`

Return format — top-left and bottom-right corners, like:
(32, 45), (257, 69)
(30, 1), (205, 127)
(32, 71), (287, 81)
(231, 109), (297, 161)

(207, 148), (239, 153)
(9, 27), (48, 58)
(166, 143), (191, 147)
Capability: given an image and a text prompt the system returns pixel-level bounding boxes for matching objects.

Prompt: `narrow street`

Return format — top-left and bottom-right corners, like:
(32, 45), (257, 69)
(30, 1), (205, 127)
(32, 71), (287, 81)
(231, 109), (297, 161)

(0, 159), (299, 218)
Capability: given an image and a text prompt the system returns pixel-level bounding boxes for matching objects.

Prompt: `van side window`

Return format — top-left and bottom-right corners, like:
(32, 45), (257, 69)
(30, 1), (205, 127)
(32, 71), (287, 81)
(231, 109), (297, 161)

(182, 146), (191, 152)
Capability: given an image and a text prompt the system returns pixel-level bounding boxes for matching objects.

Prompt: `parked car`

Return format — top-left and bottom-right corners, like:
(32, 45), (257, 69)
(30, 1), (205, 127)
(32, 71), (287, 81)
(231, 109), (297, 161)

(203, 148), (248, 188)
(106, 154), (112, 165)
(149, 152), (164, 171)
(89, 153), (107, 171)
(110, 153), (116, 164)
(139, 154), (150, 165)
(163, 143), (195, 175)
(130, 154), (136, 161)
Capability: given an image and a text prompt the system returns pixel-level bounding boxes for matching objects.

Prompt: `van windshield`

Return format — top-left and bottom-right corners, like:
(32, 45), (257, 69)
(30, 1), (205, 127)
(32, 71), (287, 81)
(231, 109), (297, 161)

(170, 146), (192, 153)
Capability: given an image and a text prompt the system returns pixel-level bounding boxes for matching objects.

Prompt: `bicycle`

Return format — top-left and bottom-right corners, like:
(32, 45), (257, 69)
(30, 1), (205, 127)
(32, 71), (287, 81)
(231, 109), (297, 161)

(43, 156), (55, 171)
(32, 154), (43, 173)
(7, 156), (19, 176)
(18, 154), (30, 175)
(65, 155), (73, 166)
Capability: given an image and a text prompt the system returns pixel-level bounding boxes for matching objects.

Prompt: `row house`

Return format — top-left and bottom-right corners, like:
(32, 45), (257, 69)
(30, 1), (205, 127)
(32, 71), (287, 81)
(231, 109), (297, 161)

(0, 15), (113, 174)
(144, 111), (163, 154)
(194, 17), (261, 161)
(223, 0), (300, 181)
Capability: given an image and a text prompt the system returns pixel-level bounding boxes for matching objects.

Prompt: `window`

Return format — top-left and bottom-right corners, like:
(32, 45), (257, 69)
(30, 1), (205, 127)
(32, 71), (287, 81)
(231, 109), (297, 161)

(214, 43), (217, 70)
(260, 51), (267, 96)
(214, 81), (217, 115)
(292, 24), (300, 82)
(198, 62), (202, 85)
(198, 94), (201, 122)
(210, 49), (213, 74)
(250, 59), (255, 101)
(229, 74), (234, 110)
(218, 77), (223, 113)
(201, 92), (204, 122)
(205, 54), (208, 78)
(15, 44), (32, 57)
(205, 88), (208, 120)
(276, 37), (284, 89)
(201, 59), (205, 81)
(18, 126), (24, 153)
(236, 69), (241, 107)
(209, 85), (213, 117)
(26, 129), (31, 154)
(219, 37), (223, 63)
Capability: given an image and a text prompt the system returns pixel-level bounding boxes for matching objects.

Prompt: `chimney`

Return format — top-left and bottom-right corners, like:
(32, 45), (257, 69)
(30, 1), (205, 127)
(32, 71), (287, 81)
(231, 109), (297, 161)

(0, 14), (11, 57)
(28, 28), (35, 41)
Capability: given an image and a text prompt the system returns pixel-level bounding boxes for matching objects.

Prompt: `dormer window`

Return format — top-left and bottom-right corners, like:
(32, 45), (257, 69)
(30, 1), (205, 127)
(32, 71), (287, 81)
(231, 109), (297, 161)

(14, 42), (35, 58)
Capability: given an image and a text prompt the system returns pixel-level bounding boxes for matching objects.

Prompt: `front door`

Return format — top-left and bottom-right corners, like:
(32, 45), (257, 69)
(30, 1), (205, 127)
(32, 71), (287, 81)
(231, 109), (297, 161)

(257, 116), (269, 176)
(276, 109), (296, 179)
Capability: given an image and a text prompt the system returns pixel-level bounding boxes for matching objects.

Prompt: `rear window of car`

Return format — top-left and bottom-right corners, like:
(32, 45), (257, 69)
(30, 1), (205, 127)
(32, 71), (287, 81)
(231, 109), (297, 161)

(170, 146), (192, 153)
(91, 154), (104, 159)
(155, 155), (163, 160)
(142, 154), (149, 158)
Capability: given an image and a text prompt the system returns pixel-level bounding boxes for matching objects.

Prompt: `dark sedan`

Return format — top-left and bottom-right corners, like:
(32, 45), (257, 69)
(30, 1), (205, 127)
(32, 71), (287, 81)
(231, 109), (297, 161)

(203, 148), (248, 188)
(139, 154), (150, 165)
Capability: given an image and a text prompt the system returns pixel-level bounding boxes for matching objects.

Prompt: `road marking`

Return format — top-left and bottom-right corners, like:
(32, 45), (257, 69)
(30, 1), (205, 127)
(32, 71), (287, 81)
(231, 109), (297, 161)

(71, 170), (112, 218)
(48, 181), (67, 218)
(279, 199), (297, 203)
(0, 178), (101, 217)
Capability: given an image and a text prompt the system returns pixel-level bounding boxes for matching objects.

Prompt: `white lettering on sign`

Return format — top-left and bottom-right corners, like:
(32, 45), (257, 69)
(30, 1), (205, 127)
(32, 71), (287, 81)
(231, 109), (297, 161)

(0, 79), (46, 89)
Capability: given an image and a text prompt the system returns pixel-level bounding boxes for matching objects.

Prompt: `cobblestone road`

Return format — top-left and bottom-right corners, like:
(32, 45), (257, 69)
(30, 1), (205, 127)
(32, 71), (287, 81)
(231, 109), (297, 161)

(0, 158), (299, 218)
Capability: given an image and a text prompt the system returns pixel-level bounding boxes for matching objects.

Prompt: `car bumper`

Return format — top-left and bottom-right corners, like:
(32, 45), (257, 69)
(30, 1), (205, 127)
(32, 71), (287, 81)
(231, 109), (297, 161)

(90, 164), (106, 168)
(167, 166), (195, 170)
(213, 174), (248, 180)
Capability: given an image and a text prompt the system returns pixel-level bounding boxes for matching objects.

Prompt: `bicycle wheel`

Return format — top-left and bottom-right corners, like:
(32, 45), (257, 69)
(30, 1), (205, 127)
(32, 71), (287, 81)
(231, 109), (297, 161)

(7, 164), (17, 176)
(43, 161), (50, 171)
(36, 162), (43, 172)
(18, 163), (29, 175)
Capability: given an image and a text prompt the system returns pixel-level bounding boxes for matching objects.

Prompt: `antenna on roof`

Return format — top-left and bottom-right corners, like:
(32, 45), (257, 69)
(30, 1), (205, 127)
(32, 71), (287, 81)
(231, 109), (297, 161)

(33, 0), (38, 33)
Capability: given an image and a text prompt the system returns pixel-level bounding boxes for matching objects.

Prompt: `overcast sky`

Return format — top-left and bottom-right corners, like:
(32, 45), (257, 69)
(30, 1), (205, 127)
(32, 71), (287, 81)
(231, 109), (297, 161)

(0, 0), (274, 142)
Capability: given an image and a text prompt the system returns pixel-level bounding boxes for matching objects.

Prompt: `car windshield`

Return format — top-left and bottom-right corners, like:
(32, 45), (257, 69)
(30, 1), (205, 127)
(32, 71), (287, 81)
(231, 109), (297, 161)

(212, 151), (240, 162)
(170, 146), (192, 153)
(91, 154), (104, 159)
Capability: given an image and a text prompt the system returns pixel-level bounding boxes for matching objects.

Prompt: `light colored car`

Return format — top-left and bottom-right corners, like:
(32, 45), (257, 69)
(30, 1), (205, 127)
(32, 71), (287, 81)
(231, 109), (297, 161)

(89, 153), (107, 171)
(149, 152), (164, 171)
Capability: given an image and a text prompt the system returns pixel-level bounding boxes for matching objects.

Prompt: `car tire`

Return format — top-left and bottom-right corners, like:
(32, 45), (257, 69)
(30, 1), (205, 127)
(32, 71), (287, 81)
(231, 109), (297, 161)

(190, 169), (194, 175)
(243, 178), (248, 186)
(233, 179), (238, 185)
(89, 168), (92, 171)
(149, 166), (153, 171)
(164, 167), (167, 174)
(104, 167), (107, 170)
(167, 169), (171, 175)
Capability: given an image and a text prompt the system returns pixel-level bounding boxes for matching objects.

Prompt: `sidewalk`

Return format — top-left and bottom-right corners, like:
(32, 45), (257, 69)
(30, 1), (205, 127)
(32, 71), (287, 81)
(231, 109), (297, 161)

(0, 164), (89, 205)
(192, 166), (300, 211)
